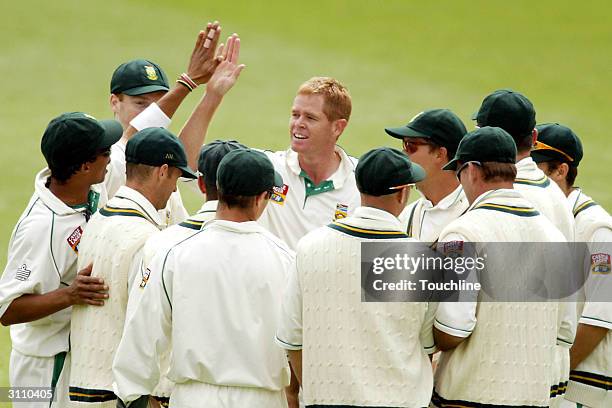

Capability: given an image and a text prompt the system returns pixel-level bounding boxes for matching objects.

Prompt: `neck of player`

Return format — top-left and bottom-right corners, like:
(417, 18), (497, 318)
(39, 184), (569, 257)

(48, 177), (92, 207)
(416, 170), (460, 206)
(298, 149), (340, 186)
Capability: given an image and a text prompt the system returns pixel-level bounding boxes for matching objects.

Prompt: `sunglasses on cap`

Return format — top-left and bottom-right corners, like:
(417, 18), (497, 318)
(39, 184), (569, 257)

(455, 161), (482, 181)
(532, 140), (574, 162)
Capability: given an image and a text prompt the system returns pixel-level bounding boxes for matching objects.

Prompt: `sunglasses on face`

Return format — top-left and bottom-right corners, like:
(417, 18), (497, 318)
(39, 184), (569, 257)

(455, 161), (482, 181)
(402, 138), (433, 154)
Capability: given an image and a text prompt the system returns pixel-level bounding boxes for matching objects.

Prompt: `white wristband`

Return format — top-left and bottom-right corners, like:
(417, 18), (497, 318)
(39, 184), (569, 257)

(129, 103), (171, 131)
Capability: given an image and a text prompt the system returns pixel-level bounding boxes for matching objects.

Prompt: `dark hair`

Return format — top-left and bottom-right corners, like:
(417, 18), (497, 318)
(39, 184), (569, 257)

(545, 160), (578, 187)
(515, 133), (534, 152)
(218, 191), (258, 209)
(126, 162), (155, 182)
(205, 182), (218, 200)
(49, 148), (108, 183)
(480, 162), (517, 182)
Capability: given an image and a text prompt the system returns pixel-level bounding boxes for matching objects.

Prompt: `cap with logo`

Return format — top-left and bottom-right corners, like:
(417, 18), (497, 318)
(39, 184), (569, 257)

(198, 140), (248, 186)
(443, 126), (517, 170)
(531, 123), (583, 167)
(385, 109), (467, 157)
(356, 147), (426, 196)
(126, 127), (197, 179)
(110, 59), (170, 96)
(473, 89), (536, 139)
(41, 112), (123, 169)
(217, 149), (283, 196)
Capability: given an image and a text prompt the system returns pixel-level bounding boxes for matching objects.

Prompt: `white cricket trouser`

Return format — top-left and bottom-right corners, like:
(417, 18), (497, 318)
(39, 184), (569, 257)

(9, 348), (71, 408)
(170, 381), (287, 408)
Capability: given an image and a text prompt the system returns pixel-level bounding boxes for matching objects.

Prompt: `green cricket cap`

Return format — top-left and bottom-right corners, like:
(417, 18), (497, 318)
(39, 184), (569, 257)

(41, 112), (123, 169)
(443, 126), (517, 170)
(126, 128), (197, 179)
(110, 59), (170, 96)
(531, 123), (583, 167)
(217, 149), (283, 196)
(198, 140), (248, 186)
(356, 147), (426, 196)
(474, 89), (536, 140)
(385, 109), (467, 157)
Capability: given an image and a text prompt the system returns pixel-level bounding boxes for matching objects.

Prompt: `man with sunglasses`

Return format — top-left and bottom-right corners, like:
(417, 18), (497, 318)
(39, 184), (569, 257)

(276, 147), (437, 407)
(432, 126), (572, 408)
(531, 123), (612, 408)
(0, 113), (123, 407)
(385, 109), (469, 242)
(114, 149), (293, 407)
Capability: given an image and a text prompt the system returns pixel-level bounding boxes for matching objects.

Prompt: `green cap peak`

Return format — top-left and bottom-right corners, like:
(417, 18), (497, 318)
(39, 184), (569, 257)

(126, 128), (197, 179)
(443, 126), (517, 171)
(356, 147), (426, 196)
(217, 149), (283, 196)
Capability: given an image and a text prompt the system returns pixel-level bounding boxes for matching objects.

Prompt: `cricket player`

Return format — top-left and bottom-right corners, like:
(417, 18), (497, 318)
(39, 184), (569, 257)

(531, 123), (612, 408)
(0, 113), (123, 407)
(432, 126), (571, 407)
(385, 109), (469, 242)
(113, 149), (293, 407)
(107, 23), (244, 226)
(473, 90), (576, 404)
(276, 147), (438, 407)
(68, 128), (197, 407)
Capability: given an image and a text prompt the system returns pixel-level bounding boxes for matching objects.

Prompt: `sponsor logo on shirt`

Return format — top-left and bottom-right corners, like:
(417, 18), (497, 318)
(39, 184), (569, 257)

(270, 184), (289, 205)
(334, 203), (348, 220)
(591, 253), (611, 274)
(16, 264), (31, 281)
(67, 226), (83, 254)
(442, 240), (464, 257)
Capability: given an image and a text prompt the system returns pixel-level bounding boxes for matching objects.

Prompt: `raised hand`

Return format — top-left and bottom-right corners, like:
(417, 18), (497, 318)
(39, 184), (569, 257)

(206, 34), (246, 97)
(186, 21), (223, 85)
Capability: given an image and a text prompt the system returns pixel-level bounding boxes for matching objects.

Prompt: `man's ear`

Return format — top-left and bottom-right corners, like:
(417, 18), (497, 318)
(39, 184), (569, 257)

(110, 94), (120, 115)
(158, 164), (170, 179)
(198, 176), (207, 195)
(531, 128), (538, 146)
(437, 146), (449, 163)
(557, 162), (570, 179)
(332, 119), (348, 140)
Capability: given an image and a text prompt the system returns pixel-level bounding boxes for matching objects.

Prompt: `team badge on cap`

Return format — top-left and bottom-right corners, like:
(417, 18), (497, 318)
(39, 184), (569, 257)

(591, 253), (611, 274)
(145, 65), (158, 81)
(270, 184), (289, 205)
(334, 203), (348, 220)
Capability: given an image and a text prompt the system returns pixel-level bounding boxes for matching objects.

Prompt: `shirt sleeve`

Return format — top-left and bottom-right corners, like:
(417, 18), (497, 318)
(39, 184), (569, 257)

(420, 302), (438, 354)
(0, 218), (55, 318)
(105, 141), (127, 199)
(275, 259), (303, 351)
(160, 190), (189, 227)
(113, 248), (173, 403)
(433, 233), (477, 338)
(580, 228), (612, 330)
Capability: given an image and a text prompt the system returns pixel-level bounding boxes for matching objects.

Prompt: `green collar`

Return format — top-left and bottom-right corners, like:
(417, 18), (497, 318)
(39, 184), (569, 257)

(300, 170), (335, 197)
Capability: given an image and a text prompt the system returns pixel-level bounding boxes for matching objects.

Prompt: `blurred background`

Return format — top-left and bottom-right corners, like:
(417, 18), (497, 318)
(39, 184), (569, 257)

(1, 0), (610, 401)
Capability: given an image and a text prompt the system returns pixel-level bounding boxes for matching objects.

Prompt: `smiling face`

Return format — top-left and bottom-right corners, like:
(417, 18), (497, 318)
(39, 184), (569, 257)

(289, 93), (340, 156)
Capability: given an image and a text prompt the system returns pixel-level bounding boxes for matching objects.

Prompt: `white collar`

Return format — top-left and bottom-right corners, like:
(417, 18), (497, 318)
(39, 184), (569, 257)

(417, 185), (464, 210)
(285, 146), (356, 189)
(207, 219), (269, 234)
(111, 185), (164, 226)
(468, 188), (527, 210)
(34, 168), (104, 216)
(515, 157), (545, 181)
(339, 206), (403, 232)
(197, 200), (218, 214)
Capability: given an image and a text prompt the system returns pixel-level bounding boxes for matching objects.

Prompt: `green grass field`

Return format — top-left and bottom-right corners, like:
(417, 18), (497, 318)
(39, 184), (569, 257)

(1, 0), (610, 403)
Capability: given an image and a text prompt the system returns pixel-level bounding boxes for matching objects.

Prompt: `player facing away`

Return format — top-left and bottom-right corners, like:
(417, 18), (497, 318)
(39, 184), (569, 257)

(113, 149), (294, 407)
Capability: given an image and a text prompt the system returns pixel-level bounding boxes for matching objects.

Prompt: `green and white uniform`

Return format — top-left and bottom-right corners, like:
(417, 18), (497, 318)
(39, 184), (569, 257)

(258, 147), (361, 250)
(277, 206), (437, 407)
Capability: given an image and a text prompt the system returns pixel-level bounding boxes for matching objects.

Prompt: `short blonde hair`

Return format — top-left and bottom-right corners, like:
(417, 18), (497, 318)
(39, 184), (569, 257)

(297, 77), (352, 122)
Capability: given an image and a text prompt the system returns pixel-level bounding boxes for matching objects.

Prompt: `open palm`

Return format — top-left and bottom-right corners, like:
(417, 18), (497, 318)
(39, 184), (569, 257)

(207, 34), (246, 97)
